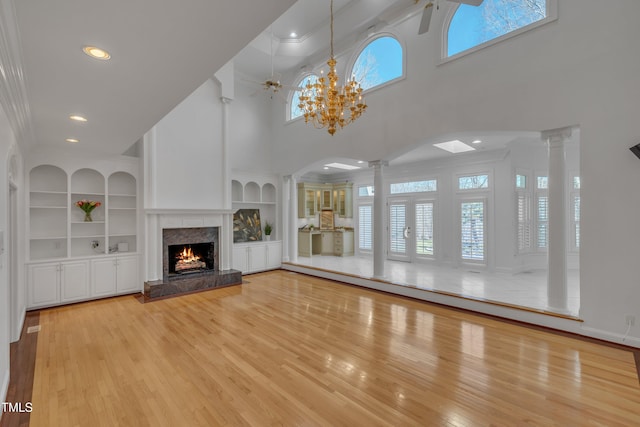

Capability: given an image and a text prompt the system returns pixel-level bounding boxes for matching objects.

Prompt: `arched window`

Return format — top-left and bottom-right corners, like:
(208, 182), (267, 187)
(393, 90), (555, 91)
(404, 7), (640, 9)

(447, 0), (548, 57)
(290, 74), (318, 121)
(350, 36), (403, 92)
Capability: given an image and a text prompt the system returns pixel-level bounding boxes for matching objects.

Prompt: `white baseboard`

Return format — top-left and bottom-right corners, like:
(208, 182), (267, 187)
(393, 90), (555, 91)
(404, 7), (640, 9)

(12, 307), (26, 343)
(580, 326), (640, 348)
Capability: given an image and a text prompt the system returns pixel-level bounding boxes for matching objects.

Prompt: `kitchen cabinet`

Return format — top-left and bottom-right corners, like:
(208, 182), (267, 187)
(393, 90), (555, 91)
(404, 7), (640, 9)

(333, 183), (353, 218)
(297, 183), (319, 218)
(321, 231), (334, 255)
(299, 229), (355, 257)
(334, 230), (354, 256)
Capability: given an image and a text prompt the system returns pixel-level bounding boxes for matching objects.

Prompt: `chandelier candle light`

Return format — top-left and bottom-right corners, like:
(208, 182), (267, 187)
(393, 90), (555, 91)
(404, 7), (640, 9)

(76, 199), (101, 222)
(298, 0), (367, 135)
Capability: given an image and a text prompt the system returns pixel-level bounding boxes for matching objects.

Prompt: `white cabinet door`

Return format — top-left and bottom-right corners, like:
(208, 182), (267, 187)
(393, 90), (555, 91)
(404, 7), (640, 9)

(91, 258), (117, 297)
(249, 244), (267, 272)
(116, 255), (140, 294)
(28, 263), (59, 308)
(60, 260), (90, 303)
(266, 241), (282, 269)
(232, 246), (248, 274)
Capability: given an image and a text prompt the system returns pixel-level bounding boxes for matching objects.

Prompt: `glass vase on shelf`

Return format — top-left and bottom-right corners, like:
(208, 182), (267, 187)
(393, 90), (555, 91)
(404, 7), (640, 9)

(84, 212), (93, 222)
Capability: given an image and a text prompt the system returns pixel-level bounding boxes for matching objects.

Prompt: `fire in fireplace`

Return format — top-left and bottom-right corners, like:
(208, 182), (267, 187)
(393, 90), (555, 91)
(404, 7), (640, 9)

(168, 242), (215, 275)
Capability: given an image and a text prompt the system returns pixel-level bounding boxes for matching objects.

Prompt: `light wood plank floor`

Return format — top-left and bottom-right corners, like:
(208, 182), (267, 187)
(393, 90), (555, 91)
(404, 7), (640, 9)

(31, 271), (638, 426)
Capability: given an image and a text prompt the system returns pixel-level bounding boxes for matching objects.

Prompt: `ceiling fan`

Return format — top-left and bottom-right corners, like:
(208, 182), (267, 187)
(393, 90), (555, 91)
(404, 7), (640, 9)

(243, 26), (291, 102)
(416, 0), (484, 35)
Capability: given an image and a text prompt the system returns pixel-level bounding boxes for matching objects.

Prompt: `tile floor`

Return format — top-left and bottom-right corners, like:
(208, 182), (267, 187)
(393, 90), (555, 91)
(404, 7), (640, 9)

(292, 255), (580, 316)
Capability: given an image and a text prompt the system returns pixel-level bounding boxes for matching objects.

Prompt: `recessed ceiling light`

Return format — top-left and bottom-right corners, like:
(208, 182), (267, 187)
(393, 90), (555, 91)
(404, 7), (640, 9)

(290, 32), (297, 38)
(69, 115), (87, 122)
(472, 139), (482, 144)
(433, 140), (476, 154)
(324, 162), (361, 170)
(65, 138), (79, 143)
(323, 166), (330, 170)
(357, 160), (365, 164)
(82, 45), (111, 60)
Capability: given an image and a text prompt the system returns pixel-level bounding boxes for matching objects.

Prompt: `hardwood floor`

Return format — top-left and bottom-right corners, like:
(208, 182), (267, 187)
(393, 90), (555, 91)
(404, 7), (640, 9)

(23, 271), (640, 426)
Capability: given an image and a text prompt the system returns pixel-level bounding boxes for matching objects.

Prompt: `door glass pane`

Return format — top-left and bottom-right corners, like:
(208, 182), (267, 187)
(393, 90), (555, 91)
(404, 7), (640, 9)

(358, 205), (372, 250)
(389, 204), (406, 254)
(461, 201), (484, 261)
(415, 202), (434, 256)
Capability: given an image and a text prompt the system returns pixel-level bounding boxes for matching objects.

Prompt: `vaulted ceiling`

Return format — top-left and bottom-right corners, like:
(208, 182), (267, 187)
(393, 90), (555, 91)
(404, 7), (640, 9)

(9, 0), (297, 154)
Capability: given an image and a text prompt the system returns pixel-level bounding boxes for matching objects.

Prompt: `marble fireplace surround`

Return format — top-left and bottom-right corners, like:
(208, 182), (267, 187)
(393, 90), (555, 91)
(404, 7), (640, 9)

(144, 210), (241, 300)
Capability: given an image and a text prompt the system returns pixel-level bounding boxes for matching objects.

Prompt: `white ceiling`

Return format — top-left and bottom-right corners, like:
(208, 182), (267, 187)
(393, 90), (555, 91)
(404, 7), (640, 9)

(12, 0), (297, 155)
(10, 0), (542, 169)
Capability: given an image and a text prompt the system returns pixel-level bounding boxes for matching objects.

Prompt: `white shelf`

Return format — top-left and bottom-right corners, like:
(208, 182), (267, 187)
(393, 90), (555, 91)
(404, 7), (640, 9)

(29, 165), (138, 260)
(232, 201), (276, 205)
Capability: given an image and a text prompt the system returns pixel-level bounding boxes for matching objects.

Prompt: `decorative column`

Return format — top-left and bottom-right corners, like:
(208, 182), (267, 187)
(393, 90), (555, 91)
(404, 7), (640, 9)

(369, 160), (388, 279)
(542, 127), (572, 312)
(288, 175), (298, 263)
(220, 97), (232, 270)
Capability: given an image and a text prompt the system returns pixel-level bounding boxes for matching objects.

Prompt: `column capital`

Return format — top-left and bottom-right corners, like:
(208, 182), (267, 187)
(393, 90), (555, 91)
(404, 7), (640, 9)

(368, 160), (388, 168)
(221, 97), (233, 105)
(541, 126), (572, 144)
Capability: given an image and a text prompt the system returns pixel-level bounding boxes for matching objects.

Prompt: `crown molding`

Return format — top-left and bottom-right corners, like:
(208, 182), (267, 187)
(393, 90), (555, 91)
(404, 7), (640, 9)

(0, 0), (35, 147)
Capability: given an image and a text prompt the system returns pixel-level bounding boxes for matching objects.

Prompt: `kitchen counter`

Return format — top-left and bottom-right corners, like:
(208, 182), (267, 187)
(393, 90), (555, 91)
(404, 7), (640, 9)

(298, 229), (354, 257)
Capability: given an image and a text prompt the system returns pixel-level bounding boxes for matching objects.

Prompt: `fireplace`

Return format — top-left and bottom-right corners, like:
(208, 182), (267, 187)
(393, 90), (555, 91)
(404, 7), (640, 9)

(143, 213), (242, 301)
(162, 227), (219, 281)
(168, 242), (215, 276)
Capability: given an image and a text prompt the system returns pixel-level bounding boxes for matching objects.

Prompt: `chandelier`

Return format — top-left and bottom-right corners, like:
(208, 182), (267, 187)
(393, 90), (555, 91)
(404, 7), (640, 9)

(297, 0), (367, 135)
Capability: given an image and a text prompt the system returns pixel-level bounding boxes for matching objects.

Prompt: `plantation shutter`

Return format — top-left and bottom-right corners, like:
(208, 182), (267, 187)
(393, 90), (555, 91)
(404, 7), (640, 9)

(358, 205), (372, 251)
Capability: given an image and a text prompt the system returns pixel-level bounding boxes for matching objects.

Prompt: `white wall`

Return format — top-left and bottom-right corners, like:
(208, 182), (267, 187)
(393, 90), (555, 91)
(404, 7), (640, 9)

(148, 78), (225, 210)
(228, 82), (276, 174)
(260, 0), (640, 345)
(0, 103), (18, 404)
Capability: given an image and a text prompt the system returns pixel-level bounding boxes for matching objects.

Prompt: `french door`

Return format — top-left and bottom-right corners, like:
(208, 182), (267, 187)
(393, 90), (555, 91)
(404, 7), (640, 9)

(388, 197), (435, 262)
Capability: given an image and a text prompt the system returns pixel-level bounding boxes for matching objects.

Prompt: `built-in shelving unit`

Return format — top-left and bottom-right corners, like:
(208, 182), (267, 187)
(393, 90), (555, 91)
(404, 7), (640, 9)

(29, 165), (137, 260)
(231, 174), (280, 273)
(27, 160), (140, 309)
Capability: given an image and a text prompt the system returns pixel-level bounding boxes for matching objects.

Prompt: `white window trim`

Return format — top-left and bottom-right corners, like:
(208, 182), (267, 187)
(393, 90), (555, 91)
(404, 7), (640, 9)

(344, 31), (407, 96)
(440, 0), (558, 64)
(455, 171), (492, 193)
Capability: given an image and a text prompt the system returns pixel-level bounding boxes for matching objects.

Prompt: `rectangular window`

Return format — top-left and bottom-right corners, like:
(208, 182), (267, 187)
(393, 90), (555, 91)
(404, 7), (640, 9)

(415, 202), (434, 256)
(358, 185), (374, 197)
(537, 176), (548, 189)
(358, 205), (372, 251)
(459, 174), (489, 190)
(573, 176), (581, 189)
(460, 201), (485, 261)
(537, 195), (548, 248)
(390, 180), (437, 194)
(516, 174), (527, 189)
